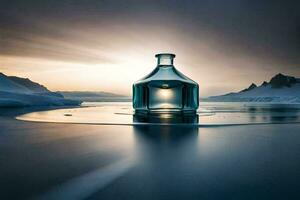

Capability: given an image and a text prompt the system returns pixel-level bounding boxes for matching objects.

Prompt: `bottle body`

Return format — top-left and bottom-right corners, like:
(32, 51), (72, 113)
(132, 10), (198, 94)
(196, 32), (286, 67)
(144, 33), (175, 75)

(133, 54), (199, 114)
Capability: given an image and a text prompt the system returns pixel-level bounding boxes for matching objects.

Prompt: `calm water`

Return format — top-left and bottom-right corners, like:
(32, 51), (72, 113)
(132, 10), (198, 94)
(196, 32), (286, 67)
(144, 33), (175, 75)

(1, 102), (300, 199)
(17, 102), (300, 126)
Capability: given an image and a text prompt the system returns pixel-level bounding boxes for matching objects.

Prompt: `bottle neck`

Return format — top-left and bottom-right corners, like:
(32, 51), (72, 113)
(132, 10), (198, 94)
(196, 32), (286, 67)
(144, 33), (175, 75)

(156, 54), (175, 66)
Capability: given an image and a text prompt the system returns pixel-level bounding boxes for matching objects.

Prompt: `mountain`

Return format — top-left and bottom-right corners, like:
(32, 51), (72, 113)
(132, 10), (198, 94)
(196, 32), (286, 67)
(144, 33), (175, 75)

(269, 73), (297, 88)
(207, 73), (300, 103)
(0, 73), (81, 107)
(59, 91), (131, 102)
(8, 76), (50, 93)
(0, 73), (32, 93)
(8, 75), (63, 98)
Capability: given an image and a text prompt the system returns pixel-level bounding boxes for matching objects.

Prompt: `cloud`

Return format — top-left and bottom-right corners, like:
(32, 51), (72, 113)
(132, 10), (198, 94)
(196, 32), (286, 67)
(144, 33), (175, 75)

(0, 0), (299, 96)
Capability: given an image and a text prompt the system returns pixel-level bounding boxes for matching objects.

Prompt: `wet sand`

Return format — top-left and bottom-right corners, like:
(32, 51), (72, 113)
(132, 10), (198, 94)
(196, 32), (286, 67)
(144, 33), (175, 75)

(1, 114), (300, 199)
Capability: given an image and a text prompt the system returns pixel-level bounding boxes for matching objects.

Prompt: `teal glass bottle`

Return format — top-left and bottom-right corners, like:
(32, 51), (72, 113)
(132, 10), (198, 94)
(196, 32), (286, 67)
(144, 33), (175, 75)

(133, 53), (199, 114)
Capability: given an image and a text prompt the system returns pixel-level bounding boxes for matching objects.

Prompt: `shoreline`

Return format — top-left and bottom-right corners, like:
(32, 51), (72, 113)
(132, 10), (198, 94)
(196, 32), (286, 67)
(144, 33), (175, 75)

(0, 105), (83, 118)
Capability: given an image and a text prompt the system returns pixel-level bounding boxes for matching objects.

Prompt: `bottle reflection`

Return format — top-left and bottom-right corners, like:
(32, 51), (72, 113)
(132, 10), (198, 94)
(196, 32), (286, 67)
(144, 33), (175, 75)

(132, 125), (200, 175)
(133, 113), (199, 124)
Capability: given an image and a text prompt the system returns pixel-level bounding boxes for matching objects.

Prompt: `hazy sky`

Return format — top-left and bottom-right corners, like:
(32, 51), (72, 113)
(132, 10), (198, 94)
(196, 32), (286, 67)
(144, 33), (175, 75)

(0, 0), (299, 96)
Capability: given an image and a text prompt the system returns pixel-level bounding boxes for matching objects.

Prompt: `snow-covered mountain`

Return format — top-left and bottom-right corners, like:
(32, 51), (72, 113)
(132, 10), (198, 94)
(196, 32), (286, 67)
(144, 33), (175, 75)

(0, 73), (32, 94)
(207, 73), (300, 103)
(0, 73), (81, 107)
(8, 75), (50, 93)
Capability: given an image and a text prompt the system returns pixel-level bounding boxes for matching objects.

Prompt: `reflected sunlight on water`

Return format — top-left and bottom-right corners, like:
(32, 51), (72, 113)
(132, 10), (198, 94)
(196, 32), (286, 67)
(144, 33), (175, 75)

(3, 104), (300, 199)
(16, 102), (300, 126)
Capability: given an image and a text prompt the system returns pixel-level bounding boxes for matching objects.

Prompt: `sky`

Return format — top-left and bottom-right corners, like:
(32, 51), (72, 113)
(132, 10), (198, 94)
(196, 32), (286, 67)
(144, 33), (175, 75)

(0, 0), (299, 96)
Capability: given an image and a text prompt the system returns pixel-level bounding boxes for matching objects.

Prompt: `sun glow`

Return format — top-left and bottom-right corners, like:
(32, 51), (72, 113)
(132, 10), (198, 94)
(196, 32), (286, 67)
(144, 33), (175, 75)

(0, 53), (154, 95)
(157, 89), (173, 99)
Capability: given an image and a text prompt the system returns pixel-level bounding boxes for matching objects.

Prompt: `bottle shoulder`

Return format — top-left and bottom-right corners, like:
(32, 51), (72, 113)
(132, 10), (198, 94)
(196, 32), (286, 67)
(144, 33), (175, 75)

(134, 66), (198, 86)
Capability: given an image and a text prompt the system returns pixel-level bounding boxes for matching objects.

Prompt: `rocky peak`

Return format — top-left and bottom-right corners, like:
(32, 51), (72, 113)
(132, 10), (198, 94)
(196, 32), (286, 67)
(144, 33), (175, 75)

(240, 83), (257, 92)
(269, 73), (297, 88)
(8, 76), (50, 93)
(261, 81), (268, 87)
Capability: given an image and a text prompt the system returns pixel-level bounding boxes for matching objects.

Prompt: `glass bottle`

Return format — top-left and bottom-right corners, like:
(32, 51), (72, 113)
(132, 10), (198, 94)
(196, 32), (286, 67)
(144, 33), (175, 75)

(133, 53), (199, 114)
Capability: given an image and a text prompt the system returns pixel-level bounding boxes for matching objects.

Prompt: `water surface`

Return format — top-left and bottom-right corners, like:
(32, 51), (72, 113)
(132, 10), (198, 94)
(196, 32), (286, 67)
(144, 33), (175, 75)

(1, 102), (300, 199)
(17, 102), (300, 126)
